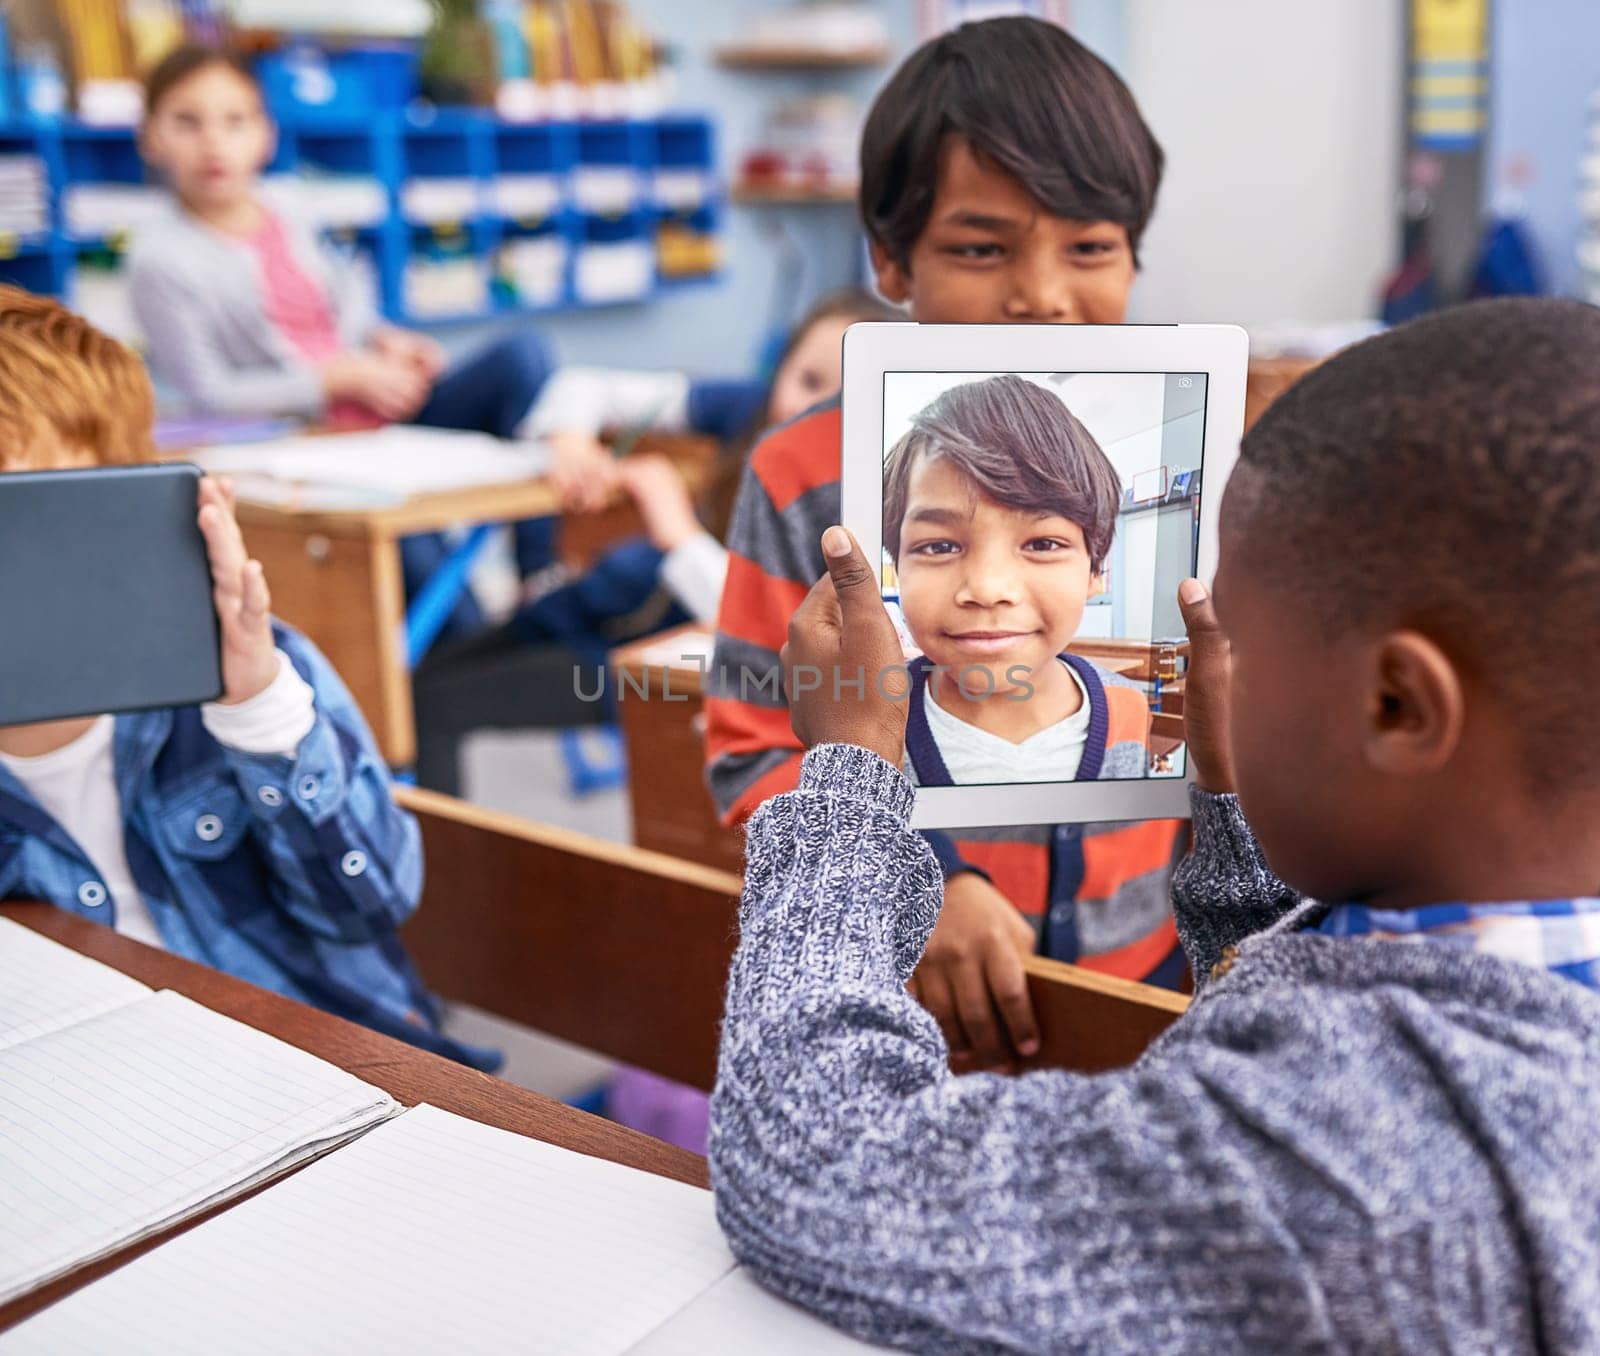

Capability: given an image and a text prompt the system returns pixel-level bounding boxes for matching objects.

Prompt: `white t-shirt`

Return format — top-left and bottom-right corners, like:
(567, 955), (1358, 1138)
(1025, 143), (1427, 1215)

(0, 651), (315, 950)
(914, 661), (1092, 786)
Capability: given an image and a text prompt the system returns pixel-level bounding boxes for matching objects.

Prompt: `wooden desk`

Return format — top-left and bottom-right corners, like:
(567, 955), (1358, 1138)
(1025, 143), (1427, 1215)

(1245, 355), (1321, 431)
(609, 625), (747, 876)
(1068, 637), (1188, 685)
(396, 788), (1187, 1092)
(237, 480), (560, 767)
(0, 900), (707, 1334)
(238, 434), (720, 769)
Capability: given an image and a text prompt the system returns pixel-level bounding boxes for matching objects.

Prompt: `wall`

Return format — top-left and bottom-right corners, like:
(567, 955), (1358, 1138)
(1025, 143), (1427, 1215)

(1486, 1), (1600, 298)
(1123, 0), (1403, 326)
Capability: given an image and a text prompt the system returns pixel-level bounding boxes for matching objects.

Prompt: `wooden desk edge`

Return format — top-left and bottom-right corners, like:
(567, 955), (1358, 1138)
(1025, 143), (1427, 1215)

(234, 479), (563, 539)
(1023, 954), (1191, 1014)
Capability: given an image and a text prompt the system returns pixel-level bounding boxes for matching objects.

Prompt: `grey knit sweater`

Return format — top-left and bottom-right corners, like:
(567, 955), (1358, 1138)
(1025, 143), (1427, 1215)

(709, 744), (1600, 1354)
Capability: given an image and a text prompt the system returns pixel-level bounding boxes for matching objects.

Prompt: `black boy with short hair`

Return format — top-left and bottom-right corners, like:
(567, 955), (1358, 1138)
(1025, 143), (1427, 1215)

(712, 297), (1600, 1351)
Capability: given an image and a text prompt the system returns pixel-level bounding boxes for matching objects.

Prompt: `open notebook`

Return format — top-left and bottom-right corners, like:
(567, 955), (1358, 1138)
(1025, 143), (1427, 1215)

(0, 918), (400, 1306)
(7, 1103), (882, 1353)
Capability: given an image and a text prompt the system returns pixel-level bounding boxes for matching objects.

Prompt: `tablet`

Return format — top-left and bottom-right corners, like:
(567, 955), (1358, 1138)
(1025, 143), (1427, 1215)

(841, 323), (1246, 829)
(0, 463), (223, 726)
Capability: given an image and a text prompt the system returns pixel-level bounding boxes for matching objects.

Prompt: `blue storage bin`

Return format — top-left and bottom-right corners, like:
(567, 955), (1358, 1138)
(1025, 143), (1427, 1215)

(259, 46), (419, 119)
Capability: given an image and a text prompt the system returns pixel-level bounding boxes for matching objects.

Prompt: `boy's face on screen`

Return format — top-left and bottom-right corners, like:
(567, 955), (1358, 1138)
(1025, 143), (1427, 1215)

(872, 137), (1136, 326)
(143, 66), (274, 213)
(895, 454), (1097, 694)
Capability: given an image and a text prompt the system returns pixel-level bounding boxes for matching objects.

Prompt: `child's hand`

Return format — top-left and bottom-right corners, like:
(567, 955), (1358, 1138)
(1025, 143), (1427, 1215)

(548, 430), (620, 511)
(617, 453), (701, 550)
(910, 872), (1040, 1071)
(1177, 579), (1236, 794)
(782, 527), (909, 768)
(320, 353), (430, 422)
(369, 326), (447, 380)
(197, 477), (280, 705)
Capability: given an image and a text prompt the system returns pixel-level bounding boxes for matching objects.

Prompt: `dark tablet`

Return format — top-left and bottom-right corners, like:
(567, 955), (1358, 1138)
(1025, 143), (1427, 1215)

(0, 463), (223, 726)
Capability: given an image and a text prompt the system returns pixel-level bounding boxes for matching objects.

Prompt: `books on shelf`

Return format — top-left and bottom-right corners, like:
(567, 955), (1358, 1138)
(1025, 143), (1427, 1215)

(491, 171), (563, 220)
(575, 239), (653, 303)
(0, 155), (50, 235)
(573, 164), (644, 216)
(401, 176), (486, 224)
(63, 183), (168, 238)
(496, 234), (568, 307)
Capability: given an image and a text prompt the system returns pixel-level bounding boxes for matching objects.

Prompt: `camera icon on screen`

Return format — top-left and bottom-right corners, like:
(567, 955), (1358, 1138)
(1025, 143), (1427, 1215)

(1177, 376), (1194, 389)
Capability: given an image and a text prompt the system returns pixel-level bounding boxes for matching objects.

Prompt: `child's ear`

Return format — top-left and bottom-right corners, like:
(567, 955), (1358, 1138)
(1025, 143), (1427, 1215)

(869, 240), (912, 305)
(1363, 630), (1466, 778)
(1088, 572), (1107, 599)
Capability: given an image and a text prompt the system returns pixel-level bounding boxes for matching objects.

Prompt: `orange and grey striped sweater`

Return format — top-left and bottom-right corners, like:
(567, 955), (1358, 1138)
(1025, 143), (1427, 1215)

(704, 399), (1186, 984)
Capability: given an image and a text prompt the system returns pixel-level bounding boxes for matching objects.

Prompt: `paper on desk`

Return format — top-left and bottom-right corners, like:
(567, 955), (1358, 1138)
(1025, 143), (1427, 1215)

(626, 628), (716, 669)
(5, 1103), (737, 1355)
(0, 990), (399, 1306)
(633, 1267), (886, 1353)
(190, 426), (553, 504)
(0, 916), (151, 1052)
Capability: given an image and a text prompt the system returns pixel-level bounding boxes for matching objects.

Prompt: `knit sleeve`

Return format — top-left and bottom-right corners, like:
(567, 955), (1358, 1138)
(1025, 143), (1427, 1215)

(711, 744), (1322, 1352)
(1171, 787), (1304, 981)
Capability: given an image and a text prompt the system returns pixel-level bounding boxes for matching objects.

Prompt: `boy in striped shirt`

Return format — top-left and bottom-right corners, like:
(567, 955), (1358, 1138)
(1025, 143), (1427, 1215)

(705, 16), (1181, 1071)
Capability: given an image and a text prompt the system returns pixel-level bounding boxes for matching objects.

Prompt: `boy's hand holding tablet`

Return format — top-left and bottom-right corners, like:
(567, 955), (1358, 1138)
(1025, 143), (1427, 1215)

(195, 475), (281, 706)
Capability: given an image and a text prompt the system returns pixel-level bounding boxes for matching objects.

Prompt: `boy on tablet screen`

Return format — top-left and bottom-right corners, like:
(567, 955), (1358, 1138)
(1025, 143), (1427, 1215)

(885, 375), (1148, 786)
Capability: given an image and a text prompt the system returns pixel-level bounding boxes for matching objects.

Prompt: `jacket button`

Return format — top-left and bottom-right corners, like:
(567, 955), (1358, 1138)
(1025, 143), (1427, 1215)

(1210, 945), (1240, 981)
(257, 785), (284, 808)
(78, 881), (107, 908)
(195, 814), (223, 842)
(340, 850), (367, 878)
(297, 774), (320, 801)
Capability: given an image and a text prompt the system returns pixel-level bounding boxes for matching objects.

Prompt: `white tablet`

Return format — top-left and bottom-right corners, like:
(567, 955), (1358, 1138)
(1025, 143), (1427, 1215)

(840, 323), (1246, 829)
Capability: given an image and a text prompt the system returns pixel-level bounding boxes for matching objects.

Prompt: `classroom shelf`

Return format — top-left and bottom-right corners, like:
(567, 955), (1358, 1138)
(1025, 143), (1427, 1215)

(0, 108), (723, 329)
(713, 45), (888, 69)
(731, 179), (857, 204)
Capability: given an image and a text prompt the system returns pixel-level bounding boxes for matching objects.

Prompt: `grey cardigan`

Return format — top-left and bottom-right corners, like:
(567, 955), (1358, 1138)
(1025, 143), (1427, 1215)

(710, 744), (1600, 1353)
(127, 184), (379, 417)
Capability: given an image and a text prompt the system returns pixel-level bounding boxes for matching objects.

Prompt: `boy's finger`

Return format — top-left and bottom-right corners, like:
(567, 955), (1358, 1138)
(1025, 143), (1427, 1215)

(197, 501), (247, 575)
(240, 560), (272, 624)
(819, 527), (881, 619)
(915, 967), (968, 1055)
(951, 959), (1008, 1069)
(1178, 579), (1228, 662)
(985, 946), (1041, 1059)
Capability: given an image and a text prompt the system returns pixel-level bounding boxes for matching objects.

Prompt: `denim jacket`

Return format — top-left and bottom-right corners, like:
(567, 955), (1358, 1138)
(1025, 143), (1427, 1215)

(0, 622), (497, 1071)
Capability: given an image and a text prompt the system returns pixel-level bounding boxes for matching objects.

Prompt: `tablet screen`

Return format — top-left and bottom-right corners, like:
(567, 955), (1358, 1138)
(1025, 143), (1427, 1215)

(880, 371), (1203, 788)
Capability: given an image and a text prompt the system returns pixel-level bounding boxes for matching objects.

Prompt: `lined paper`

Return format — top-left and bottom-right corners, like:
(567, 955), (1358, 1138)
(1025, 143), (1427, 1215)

(634, 1268), (885, 1353)
(0, 990), (398, 1304)
(0, 917), (151, 1052)
(8, 1103), (738, 1354)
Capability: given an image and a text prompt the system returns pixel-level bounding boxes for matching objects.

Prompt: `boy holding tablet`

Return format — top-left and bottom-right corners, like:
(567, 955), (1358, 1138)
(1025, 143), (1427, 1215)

(712, 298), (1600, 1351)
(884, 374), (1151, 787)
(0, 287), (492, 1070)
(706, 16), (1180, 1066)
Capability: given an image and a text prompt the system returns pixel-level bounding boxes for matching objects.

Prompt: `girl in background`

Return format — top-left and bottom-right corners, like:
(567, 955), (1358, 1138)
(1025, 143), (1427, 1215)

(129, 45), (613, 640)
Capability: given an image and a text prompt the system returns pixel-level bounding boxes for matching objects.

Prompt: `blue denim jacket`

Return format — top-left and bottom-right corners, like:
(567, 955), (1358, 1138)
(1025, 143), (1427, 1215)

(0, 622), (497, 1071)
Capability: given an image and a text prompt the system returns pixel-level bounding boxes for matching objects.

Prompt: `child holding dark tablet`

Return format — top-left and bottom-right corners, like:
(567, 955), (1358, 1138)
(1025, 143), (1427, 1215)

(0, 286), (493, 1070)
(884, 374), (1149, 787)
(706, 16), (1184, 1069)
(711, 298), (1600, 1352)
